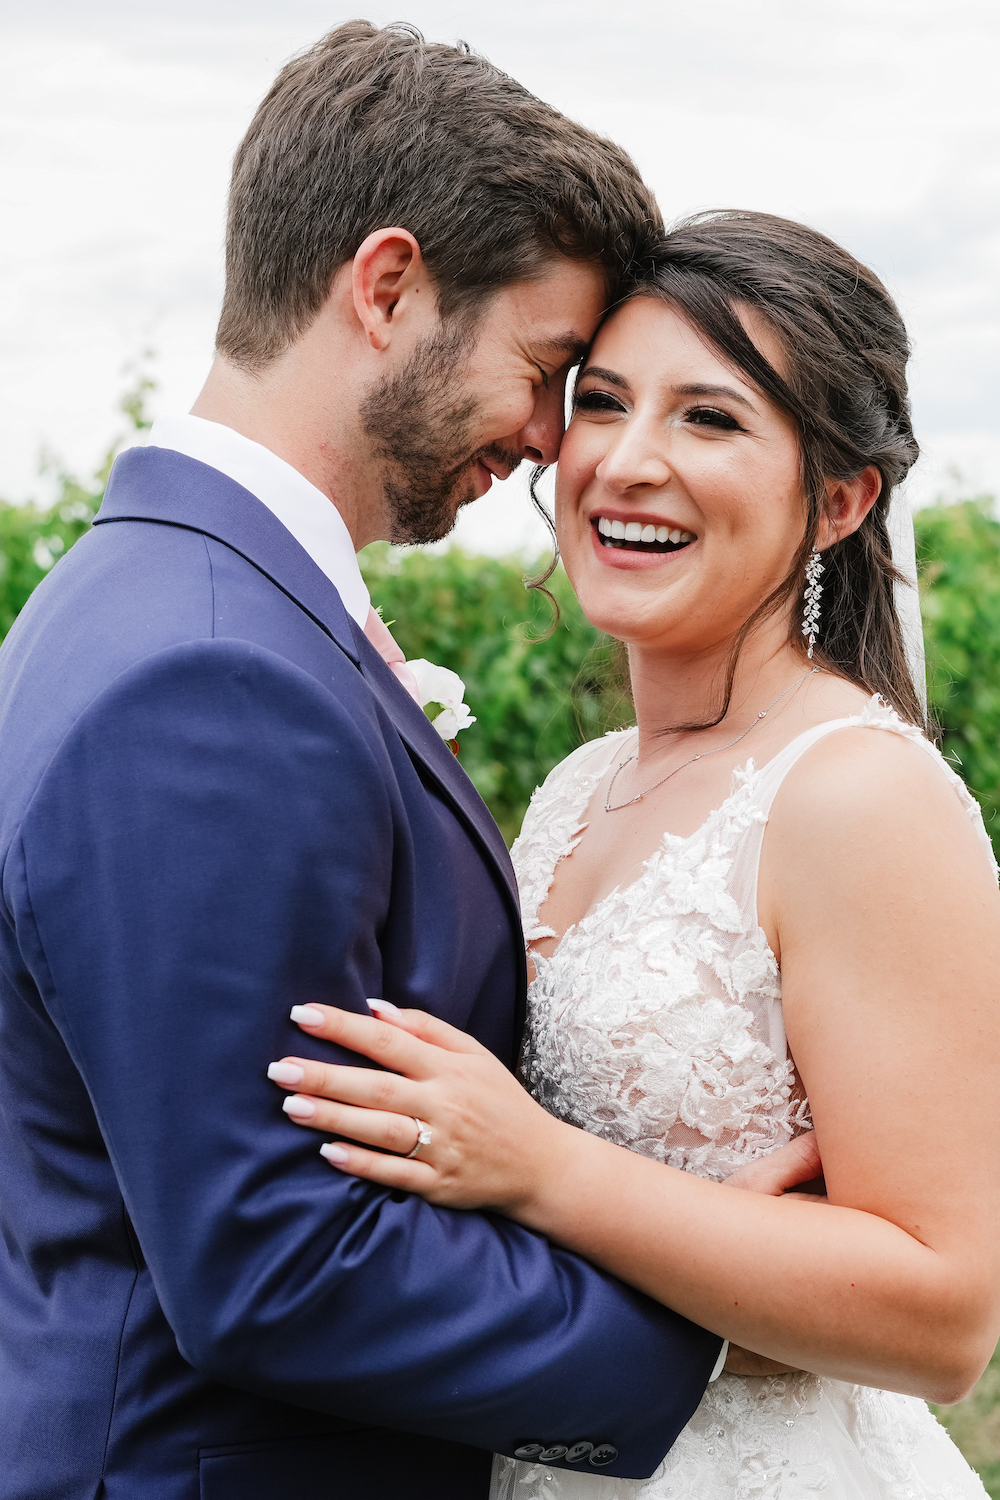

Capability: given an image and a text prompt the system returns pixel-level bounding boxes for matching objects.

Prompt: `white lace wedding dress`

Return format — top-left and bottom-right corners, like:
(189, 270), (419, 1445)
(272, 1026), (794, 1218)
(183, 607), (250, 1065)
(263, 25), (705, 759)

(492, 699), (996, 1500)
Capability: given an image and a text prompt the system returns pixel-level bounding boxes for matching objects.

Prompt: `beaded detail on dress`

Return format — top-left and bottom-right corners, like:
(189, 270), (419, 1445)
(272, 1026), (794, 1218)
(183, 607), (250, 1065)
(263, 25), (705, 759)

(493, 698), (994, 1500)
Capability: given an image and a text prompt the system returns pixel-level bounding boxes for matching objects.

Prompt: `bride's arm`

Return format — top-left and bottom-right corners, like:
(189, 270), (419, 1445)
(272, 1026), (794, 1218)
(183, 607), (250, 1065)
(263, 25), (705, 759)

(271, 731), (1000, 1403)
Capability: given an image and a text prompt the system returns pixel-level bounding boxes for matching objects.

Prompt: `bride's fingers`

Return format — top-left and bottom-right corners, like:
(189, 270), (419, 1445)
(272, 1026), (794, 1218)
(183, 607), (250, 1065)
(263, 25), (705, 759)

(367, 1001), (490, 1056)
(282, 1094), (425, 1154)
(298, 1000), (489, 1059)
(319, 1138), (438, 1193)
(289, 1004), (442, 1079)
(267, 1055), (425, 1115)
(724, 1131), (823, 1196)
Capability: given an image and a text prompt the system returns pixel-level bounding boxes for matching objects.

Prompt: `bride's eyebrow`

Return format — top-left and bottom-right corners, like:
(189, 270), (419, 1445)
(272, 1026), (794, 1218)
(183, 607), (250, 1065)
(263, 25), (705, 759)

(674, 381), (757, 411)
(577, 365), (630, 390)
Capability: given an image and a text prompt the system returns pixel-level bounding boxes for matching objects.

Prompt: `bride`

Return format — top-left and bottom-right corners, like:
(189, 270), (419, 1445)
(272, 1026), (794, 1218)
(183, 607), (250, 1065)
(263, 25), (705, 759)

(269, 211), (1000, 1497)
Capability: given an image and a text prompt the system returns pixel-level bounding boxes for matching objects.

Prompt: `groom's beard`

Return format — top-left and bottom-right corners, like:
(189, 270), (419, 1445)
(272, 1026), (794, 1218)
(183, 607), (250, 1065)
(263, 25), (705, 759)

(360, 323), (522, 545)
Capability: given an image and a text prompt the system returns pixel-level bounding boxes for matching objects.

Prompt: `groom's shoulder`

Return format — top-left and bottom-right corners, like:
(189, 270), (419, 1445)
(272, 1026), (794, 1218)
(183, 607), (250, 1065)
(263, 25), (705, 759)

(0, 506), (217, 699)
(0, 507), (365, 836)
(0, 457), (360, 707)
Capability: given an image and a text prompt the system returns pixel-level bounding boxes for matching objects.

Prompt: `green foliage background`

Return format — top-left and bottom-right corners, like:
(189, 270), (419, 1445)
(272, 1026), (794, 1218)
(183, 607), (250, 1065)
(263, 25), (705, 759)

(3, 410), (1000, 1488)
(0, 477), (103, 638)
(916, 499), (1000, 856)
(359, 545), (629, 843)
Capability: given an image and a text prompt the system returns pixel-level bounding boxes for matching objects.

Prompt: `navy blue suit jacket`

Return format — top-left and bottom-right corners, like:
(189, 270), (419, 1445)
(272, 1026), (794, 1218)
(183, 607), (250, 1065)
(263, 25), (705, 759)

(0, 446), (721, 1499)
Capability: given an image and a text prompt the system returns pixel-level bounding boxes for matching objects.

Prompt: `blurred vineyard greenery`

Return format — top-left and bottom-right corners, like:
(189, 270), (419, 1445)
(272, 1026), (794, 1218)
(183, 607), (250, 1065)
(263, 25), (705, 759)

(359, 544), (629, 842)
(2, 396), (1000, 1489)
(918, 498), (1000, 856)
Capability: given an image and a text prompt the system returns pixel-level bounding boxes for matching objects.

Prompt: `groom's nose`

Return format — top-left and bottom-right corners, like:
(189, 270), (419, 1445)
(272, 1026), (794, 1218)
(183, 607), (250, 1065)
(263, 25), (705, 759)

(519, 379), (566, 466)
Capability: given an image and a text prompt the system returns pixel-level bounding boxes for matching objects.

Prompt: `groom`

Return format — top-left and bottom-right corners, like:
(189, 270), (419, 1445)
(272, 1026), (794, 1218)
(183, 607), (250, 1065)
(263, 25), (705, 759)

(0, 23), (799, 1500)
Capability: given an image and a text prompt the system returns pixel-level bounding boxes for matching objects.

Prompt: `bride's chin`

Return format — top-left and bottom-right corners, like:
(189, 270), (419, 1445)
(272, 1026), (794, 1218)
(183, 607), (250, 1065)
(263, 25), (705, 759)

(572, 592), (664, 643)
(563, 548), (696, 638)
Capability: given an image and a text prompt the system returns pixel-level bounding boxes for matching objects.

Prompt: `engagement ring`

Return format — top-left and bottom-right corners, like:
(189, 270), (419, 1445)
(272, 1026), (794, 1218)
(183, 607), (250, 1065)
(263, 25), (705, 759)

(404, 1118), (432, 1159)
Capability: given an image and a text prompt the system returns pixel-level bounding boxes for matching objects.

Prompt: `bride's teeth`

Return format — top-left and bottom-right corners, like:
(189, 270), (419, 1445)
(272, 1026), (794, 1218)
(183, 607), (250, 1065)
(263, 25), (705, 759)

(597, 515), (694, 549)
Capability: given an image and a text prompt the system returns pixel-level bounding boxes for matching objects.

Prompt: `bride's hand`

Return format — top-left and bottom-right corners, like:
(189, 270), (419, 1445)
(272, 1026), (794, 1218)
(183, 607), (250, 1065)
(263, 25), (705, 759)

(723, 1131), (827, 1200)
(266, 1002), (568, 1212)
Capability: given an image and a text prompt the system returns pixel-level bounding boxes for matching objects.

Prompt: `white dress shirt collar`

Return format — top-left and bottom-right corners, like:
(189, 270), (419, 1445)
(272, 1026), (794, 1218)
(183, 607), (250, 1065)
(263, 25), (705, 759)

(147, 413), (371, 628)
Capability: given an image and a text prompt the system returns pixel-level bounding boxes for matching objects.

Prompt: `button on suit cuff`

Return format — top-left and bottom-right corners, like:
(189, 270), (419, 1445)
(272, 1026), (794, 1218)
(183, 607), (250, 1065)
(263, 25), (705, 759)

(709, 1339), (729, 1382)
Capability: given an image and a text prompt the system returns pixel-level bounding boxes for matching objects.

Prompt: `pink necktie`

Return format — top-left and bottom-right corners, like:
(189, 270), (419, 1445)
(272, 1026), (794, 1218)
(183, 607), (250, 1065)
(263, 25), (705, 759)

(363, 607), (422, 705)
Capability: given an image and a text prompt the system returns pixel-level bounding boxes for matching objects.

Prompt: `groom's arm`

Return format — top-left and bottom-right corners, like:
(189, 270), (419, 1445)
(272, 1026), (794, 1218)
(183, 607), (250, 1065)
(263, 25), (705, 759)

(12, 638), (722, 1480)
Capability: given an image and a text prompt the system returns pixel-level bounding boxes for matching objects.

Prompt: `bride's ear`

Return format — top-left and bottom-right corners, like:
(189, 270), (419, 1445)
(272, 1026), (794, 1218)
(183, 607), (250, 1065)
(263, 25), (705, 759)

(815, 465), (882, 549)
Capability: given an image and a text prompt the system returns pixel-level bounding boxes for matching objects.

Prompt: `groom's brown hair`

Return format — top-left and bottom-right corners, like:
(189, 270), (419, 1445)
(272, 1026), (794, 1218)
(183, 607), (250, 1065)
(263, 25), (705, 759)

(216, 20), (661, 369)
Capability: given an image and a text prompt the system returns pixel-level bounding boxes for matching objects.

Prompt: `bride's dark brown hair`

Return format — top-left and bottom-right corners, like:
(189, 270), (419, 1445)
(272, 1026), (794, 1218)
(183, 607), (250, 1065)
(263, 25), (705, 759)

(530, 209), (925, 730)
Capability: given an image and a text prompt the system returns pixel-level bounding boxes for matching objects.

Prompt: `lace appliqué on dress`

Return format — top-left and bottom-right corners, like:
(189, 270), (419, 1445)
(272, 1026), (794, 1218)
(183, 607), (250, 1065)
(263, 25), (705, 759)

(513, 738), (808, 1181)
(495, 700), (992, 1500)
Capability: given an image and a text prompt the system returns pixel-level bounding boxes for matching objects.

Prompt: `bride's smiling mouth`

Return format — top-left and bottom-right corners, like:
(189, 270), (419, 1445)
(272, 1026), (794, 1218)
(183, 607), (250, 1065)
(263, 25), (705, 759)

(591, 515), (696, 554)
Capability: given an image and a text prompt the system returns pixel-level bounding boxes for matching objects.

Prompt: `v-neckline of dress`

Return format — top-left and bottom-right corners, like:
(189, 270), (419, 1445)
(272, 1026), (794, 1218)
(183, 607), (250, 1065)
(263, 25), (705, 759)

(531, 731), (767, 966)
(530, 711), (870, 965)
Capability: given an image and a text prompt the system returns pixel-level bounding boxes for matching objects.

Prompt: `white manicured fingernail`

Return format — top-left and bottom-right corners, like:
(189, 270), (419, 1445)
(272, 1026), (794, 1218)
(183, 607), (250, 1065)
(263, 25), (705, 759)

(282, 1095), (316, 1120)
(368, 999), (400, 1017)
(320, 1143), (350, 1165)
(290, 1005), (325, 1026)
(267, 1062), (305, 1086)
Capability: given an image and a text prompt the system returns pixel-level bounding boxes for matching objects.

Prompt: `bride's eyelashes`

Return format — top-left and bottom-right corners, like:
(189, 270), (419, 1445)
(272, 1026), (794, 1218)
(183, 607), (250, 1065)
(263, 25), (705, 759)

(683, 404), (745, 433)
(573, 388), (627, 415)
(572, 389), (747, 433)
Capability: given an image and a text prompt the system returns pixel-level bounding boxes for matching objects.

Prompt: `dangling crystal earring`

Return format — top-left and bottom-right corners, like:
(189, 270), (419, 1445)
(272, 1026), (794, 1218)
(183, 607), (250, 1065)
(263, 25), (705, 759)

(802, 550), (824, 659)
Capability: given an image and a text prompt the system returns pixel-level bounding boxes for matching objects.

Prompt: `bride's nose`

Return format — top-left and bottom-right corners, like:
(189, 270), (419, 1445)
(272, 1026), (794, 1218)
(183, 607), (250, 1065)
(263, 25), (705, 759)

(595, 424), (671, 494)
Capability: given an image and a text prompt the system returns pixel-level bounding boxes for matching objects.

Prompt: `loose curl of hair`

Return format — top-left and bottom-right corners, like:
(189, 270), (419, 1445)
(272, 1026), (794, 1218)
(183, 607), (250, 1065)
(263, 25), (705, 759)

(529, 209), (924, 731)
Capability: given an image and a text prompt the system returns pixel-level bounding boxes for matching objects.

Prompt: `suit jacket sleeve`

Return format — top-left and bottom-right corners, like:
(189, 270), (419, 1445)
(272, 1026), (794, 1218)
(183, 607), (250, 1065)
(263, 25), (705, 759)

(9, 637), (721, 1477)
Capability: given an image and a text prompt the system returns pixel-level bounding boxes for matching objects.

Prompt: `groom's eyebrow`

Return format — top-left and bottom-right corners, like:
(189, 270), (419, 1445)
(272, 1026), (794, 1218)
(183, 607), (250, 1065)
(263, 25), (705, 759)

(537, 334), (591, 364)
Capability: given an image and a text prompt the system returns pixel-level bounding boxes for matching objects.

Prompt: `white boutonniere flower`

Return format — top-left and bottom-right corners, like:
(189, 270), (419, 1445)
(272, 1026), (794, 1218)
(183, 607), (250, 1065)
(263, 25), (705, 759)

(404, 659), (476, 743)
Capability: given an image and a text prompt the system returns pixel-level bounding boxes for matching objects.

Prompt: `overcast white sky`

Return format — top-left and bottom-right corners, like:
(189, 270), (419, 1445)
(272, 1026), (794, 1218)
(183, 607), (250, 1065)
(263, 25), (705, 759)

(1, 0), (998, 553)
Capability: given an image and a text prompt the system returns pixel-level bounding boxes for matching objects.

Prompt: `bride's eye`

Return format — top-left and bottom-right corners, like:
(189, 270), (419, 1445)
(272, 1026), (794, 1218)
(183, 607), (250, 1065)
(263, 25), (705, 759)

(573, 389), (627, 415)
(685, 405), (743, 432)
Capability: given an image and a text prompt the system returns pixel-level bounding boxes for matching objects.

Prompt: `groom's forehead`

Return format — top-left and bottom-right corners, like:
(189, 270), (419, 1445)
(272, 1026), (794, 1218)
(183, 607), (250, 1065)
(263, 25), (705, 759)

(479, 260), (606, 358)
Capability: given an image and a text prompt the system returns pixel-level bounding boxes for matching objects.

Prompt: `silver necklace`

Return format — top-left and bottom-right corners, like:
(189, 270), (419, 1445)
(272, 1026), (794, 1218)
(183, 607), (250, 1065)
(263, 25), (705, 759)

(604, 668), (819, 813)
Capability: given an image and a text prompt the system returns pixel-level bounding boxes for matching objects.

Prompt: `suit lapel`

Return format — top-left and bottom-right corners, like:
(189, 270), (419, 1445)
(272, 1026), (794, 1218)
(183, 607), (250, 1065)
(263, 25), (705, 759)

(349, 622), (520, 907)
(356, 625), (527, 1058)
(96, 445), (521, 914)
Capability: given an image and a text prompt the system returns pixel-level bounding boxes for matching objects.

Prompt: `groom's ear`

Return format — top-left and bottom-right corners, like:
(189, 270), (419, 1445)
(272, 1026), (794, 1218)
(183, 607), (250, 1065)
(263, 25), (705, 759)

(351, 228), (433, 352)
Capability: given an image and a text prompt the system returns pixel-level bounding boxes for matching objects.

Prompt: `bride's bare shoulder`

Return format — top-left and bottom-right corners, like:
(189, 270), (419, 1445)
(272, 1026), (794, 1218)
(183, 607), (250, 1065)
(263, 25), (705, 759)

(768, 702), (995, 886)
